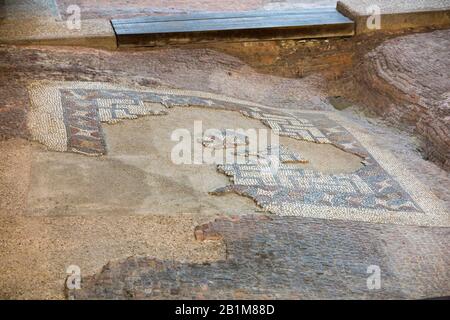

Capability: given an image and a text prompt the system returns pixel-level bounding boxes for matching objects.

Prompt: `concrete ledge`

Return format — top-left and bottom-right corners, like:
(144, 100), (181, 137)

(337, 0), (450, 34)
(0, 18), (117, 50)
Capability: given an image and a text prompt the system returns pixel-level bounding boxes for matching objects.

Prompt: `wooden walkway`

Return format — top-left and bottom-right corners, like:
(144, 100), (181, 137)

(111, 8), (355, 47)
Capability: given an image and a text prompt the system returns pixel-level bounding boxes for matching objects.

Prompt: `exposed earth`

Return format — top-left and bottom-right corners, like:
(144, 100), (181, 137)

(0, 1), (449, 300)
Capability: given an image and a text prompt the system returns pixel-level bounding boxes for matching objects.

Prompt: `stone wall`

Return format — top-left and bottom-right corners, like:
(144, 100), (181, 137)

(347, 30), (450, 170)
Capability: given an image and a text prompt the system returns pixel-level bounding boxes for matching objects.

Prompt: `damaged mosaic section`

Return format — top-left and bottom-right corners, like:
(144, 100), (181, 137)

(213, 163), (417, 213)
(241, 110), (331, 144)
(27, 81), (448, 226)
(201, 129), (249, 150)
(210, 112), (447, 225)
(200, 129), (307, 163)
(27, 81), (359, 157)
(27, 81), (269, 156)
(208, 111), (448, 226)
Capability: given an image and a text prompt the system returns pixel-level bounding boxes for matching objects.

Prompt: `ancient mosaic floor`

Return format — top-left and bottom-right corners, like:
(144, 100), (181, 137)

(22, 81), (450, 299)
(28, 81), (448, 227)
(23, 80), (449, 299)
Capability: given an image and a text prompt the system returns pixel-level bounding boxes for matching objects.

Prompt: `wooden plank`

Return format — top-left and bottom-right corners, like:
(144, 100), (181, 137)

(112, 9), (355, 47)
(113, 10), (351, 31)
(112, 8), (338, 25)
(114, 14), (353, 34)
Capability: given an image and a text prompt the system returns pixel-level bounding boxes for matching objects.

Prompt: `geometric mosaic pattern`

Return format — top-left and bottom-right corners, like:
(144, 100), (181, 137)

(200, 129), (307, 163)
(211, 111), (425, 215)
(61, 92), (168, 155)
(27, 81), (449, 226)
(214, 163), (420, 213)
(256, 145), (307, 163)
(28, 81), (267, 156)
(200, 129), (249, 149)
(210, 111), (447, 219)
(96, 99), (167, 124)
(242, 109), (367, 158)
(241, 110), (331, 143)
(218, 164), (374, 194)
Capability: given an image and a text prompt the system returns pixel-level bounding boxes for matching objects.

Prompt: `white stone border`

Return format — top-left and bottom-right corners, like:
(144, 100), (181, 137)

(28, 82), (67, 152)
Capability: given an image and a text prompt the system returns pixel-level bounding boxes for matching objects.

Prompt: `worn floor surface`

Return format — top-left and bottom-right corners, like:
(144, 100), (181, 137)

(70, 215), (450, 300)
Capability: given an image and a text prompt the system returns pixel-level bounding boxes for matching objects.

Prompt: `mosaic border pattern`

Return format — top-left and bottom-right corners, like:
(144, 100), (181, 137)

(27, 81), (268, 155)
(27, 81), (449, 226)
